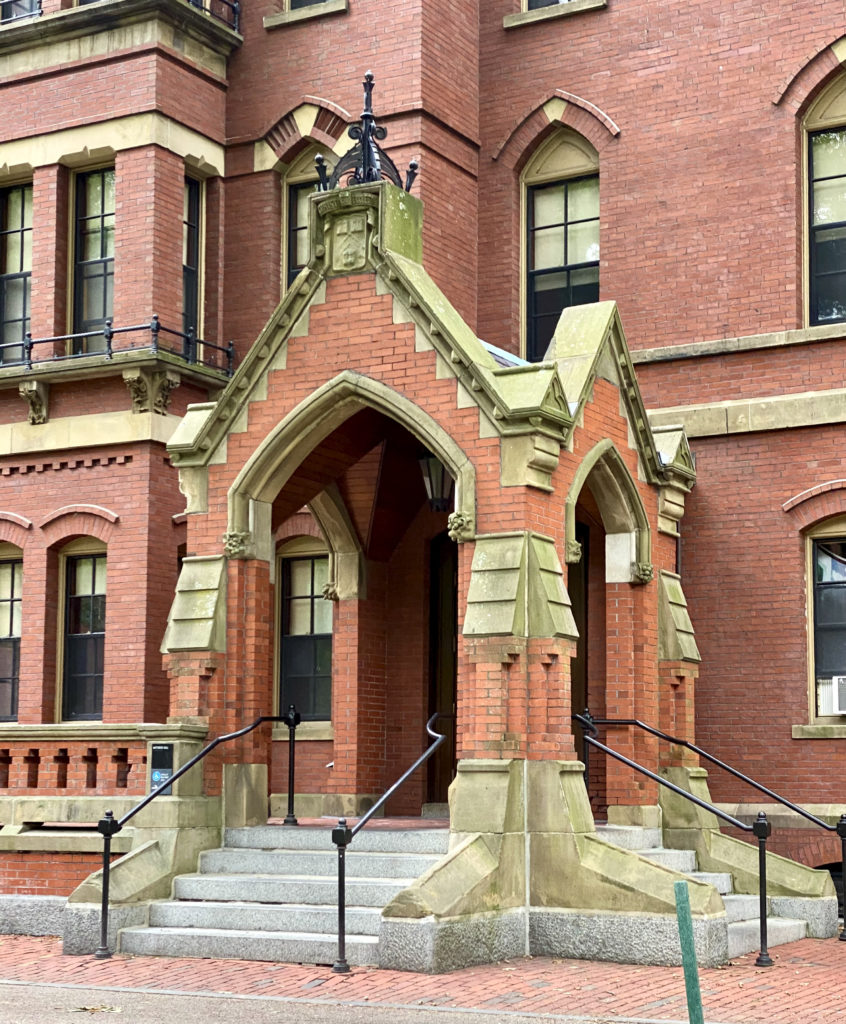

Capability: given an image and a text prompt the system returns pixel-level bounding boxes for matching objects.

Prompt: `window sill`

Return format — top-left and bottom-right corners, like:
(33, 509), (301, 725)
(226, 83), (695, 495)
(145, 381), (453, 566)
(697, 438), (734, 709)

(791, 722), (846, 739)
(504, 0), (606, 30)
(273, 721), (333, 741)
(264, 0), (346, 30)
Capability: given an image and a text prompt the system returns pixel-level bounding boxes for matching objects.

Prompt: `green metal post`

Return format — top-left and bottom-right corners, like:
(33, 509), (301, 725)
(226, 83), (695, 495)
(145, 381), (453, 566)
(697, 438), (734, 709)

(674, 880), (705, 1024)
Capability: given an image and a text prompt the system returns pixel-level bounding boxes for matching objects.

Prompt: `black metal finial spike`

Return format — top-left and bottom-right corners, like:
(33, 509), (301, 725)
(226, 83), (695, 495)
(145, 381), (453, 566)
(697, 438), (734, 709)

(362, 70), (375, 117)
(405, 160), (419, 193)
(326, 70), (407, 192)
(315, 153), (329, 192)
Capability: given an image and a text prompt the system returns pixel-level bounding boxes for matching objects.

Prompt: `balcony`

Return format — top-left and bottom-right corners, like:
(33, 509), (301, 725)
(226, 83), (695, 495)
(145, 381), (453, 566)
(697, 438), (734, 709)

(2, 317), (234, 378)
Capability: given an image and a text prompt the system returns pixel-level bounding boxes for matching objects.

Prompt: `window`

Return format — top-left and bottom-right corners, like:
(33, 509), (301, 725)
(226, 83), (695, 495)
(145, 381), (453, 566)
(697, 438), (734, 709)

(282, 146), (330, 290)
(809, 130), (846, 325)
(62, 552), (106, 721)
(0, 0), (39, 23)
(813, 535), (846, 715)
(279, 555), (332, 720)
(289, 0), (328, 6)
(287, 181), (314, 287)
(0, 558), (22, 722)
(0, 183), (31, 364)
(522, 129), (599, 363)
(73, 168), (114, 351)
(527, 175), (599, 361)
(183, 177), (201, 337)
(527, 0), (568, 7)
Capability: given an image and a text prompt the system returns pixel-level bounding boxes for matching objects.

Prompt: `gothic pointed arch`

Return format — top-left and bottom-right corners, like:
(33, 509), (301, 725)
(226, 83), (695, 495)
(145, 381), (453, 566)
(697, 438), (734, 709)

(227, 370), (475, 554)
(565, 438), (652, 583)
(263, 99), (352, 166)
(494, 90), (619, 172)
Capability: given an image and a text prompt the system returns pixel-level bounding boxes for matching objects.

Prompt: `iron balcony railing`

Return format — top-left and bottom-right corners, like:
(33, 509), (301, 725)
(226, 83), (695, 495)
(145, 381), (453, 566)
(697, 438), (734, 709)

(580, 711), (846, 936)
(185, 0), (240, 31)
(574, 711), (776, 967)
(0, 316), (234, 376)
(0, 0), (40, 22)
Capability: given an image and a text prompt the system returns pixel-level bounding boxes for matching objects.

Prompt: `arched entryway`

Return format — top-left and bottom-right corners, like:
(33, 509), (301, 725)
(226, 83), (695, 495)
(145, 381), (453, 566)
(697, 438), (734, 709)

(565, 439), (652, 820)
(228, 375), (472, 818)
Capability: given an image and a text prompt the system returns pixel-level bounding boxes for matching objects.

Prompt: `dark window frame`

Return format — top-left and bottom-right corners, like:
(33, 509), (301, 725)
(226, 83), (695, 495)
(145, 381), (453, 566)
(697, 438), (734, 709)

(287, 180), (316, 287)
(808, 129), (846, 326)
(183, 176), (201, 337)
(0, 557), (22, 723)
(279, 555), (332, 722)
(0, 183), (32, 364)
(73, 168), (115, 350)
(0, 0), (39, 23)
(62, 553), (106, 722)
(526, 172), (599, 363)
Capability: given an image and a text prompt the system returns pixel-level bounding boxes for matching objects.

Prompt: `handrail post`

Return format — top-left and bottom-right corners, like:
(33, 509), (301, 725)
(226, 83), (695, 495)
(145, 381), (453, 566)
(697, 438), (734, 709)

(281, 703), (301, 826)
(837, 813), (846, 940)
(332, 817), (352, 974)
(94, 810), (122, 959)
(24, 332), (33, 370)
(753, 811), (773, 967)
(103, 319), (114, 360)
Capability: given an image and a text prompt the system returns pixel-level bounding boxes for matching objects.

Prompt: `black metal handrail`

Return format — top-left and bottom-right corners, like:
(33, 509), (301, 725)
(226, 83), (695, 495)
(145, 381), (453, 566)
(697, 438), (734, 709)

(574, 712), (775, 967)
(585, 711), (846, 939)
(0, 315), (234, 376)
(95, 711), (294, 959)
(330, 713), (446, 974)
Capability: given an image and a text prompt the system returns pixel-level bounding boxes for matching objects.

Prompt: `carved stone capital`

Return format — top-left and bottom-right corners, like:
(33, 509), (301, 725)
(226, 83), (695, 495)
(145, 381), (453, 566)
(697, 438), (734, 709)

(123, 368), (181, 415)
(634, 562), (654, 584)
(222, 531), (251, 559)
(322, 581), (340, 602)
(18, 380), (48, 425)
(565, 538), (583, 564)
(447, 511), (474, 543)
(153, 371), (181, 415)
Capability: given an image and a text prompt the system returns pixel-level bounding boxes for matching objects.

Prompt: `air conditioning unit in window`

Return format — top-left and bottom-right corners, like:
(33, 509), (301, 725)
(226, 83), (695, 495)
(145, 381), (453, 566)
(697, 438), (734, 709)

(832, 676), (846, 715)
(817, 676), (846, 715)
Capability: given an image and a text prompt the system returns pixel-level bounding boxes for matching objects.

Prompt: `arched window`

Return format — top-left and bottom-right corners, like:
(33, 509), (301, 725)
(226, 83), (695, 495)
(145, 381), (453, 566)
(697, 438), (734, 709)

(283, 145), (332, 290)
(805, 77), (846, 325)
(523, 129), (599, 362)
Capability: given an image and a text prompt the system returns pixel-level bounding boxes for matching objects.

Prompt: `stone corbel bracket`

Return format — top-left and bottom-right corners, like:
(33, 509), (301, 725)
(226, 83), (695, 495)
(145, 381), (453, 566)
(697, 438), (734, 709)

(19, 379), (48, 425)
(123, 368), (181, 415)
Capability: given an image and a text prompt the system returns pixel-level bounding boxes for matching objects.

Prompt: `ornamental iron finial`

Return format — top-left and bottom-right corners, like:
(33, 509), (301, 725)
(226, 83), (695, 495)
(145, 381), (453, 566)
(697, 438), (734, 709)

(316, 71), (418, 193)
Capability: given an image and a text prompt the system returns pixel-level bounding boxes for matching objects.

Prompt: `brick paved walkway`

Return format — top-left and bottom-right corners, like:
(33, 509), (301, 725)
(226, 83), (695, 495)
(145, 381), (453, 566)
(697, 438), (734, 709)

(0, 934), (843, 1023)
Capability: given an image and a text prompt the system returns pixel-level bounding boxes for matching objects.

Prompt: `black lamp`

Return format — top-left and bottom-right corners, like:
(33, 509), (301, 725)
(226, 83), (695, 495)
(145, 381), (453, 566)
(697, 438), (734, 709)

(418, 450), (455, 513)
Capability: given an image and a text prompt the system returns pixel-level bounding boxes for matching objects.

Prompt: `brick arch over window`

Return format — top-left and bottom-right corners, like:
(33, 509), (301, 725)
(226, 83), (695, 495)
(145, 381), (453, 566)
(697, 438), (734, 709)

(227, 371), (475, 553)
(783, 479), (846, 529)
(494, 90), (619, 173)
(564, 438), (651, 582)
(263, 99), (352, 166)
(773, 36), (846, 114)
(0, 513), (31, 550)
(39, 509), (117, 548)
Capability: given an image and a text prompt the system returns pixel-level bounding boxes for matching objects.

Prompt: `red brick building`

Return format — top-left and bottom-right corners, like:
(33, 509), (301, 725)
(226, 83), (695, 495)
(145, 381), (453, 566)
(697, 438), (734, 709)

(0, 0), (844, 968)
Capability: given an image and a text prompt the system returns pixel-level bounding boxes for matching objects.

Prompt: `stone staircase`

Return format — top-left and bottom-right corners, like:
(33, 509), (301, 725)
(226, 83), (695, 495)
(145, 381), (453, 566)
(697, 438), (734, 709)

(596, 823), (808, 958)
(118, 825), (450, 966)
